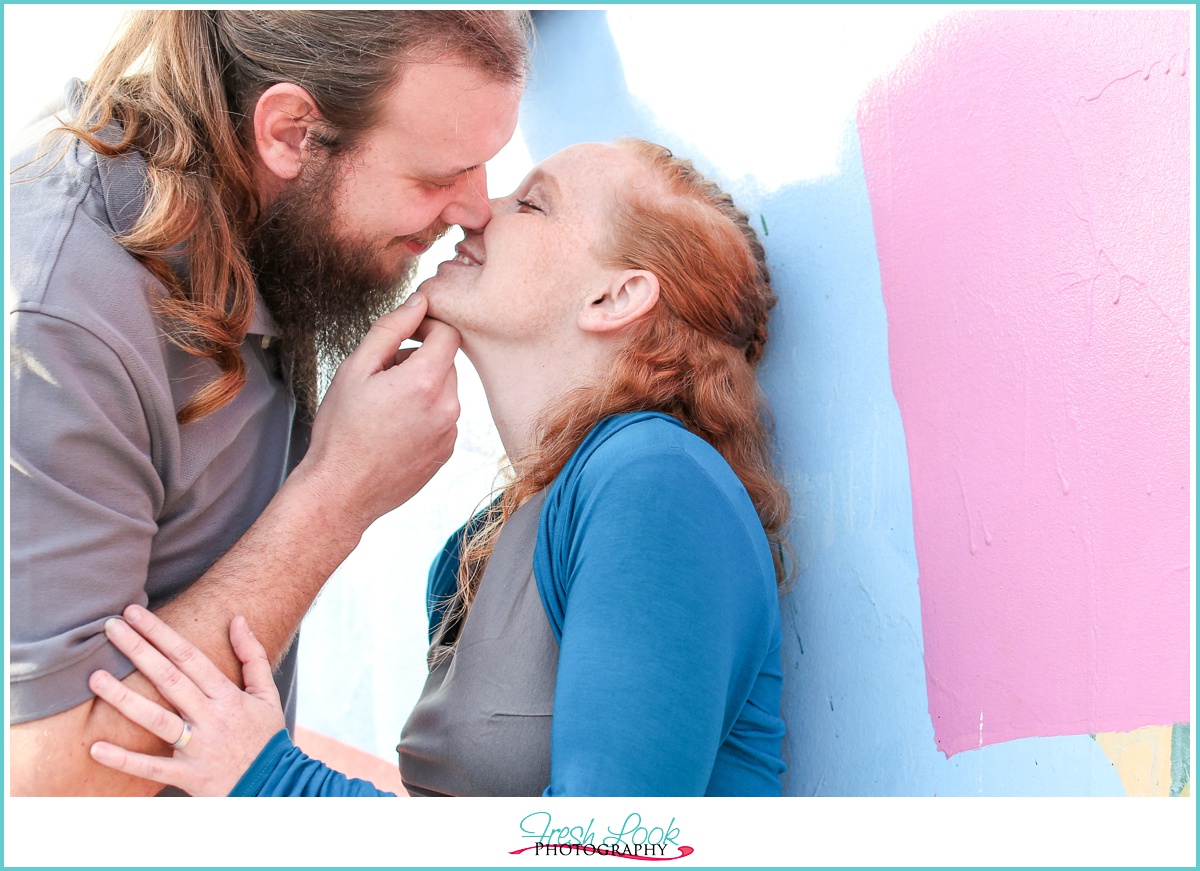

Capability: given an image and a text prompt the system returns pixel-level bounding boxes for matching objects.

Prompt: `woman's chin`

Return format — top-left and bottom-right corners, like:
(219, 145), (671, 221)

(414, 272), (443, 296)
(419, 292), (451, 325)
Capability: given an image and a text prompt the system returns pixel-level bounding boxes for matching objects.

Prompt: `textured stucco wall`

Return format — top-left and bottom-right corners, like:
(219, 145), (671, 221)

(521, 8), (1190, 796)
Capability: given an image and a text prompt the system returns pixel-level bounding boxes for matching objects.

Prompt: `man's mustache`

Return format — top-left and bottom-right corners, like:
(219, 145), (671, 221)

(404, 221), (453, 249)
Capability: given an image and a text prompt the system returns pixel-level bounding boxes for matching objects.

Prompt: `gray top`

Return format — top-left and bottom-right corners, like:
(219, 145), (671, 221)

(8, 81), (305, 726)
(398, 490), (557, 796)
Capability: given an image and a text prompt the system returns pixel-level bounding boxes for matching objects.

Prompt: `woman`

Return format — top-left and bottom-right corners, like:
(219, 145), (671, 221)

(88, 139), (791, 796)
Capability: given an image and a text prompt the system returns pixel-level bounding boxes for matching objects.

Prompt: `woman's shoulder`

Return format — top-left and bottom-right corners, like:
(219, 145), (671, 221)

(549, 412), (765, 551)
(535, 412), (778, 640)
(567, 412), (739, 491)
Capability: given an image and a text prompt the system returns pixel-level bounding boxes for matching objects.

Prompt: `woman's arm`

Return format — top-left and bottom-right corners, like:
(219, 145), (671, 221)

(88, 607), (396, 797)
(543, 435), (781, 796)
(229, 730), (397, 797)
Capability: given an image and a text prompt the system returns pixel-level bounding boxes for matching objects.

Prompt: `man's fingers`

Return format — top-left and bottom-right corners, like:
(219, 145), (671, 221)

(88, 669), (187, 746)
(410, 314), (456, 345)
(377, 318), (460, 429)
(398, 319), (463, 391)
(410, 318), (461, 357)
(343, 293), (430, 375)
(89, 741), (185, 788)
(391, 346), (418, 369)
(121, 605), (233, 699)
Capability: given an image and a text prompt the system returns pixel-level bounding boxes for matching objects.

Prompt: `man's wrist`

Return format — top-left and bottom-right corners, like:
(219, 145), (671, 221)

(278, 459), (372, 553)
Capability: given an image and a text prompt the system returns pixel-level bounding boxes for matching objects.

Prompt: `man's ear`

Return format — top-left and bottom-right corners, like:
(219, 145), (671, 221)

(253, 83), (323, 181)
(578, 270), (660, 334)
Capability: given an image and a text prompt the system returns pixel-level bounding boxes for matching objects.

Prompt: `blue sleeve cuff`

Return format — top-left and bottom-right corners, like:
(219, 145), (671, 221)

(229, 729), (294, 796)
(228, 728), (398, 797)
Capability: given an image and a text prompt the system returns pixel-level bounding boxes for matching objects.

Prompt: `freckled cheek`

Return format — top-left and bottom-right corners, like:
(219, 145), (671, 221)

(529, 253), (592, 331)
(521, 252), (565, 301)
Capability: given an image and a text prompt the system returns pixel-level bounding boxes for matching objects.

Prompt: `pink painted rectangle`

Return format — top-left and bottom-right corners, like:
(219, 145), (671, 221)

(857, 10), (1192, 755)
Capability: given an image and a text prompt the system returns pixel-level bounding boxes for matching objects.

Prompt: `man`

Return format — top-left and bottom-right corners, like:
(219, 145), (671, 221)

(8, 9), (530, 795)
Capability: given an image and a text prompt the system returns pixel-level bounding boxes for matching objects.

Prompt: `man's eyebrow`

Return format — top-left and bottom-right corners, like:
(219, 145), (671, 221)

(425, 164), (481, 182)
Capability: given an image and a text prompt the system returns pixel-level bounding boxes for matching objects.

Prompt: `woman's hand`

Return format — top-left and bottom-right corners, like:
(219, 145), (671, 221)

(87, 605), (286, 796)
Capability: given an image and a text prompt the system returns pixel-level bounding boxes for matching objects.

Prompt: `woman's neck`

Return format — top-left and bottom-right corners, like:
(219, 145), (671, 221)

(467, 336), (610, 459)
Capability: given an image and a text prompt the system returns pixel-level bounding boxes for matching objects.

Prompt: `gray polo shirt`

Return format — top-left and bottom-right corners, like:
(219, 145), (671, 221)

(8, 81), (305, 726)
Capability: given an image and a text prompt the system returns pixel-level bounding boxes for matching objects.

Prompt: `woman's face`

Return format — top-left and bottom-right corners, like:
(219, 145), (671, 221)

(419, 142), (651, 351)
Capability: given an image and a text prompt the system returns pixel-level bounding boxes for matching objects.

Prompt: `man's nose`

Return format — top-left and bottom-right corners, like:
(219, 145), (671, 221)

(441, 166), (492, 231)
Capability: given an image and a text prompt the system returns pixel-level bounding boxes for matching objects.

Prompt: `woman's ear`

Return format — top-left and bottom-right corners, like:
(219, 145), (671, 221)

(253, 83), (324, 181)
(578, 270), (660, 334)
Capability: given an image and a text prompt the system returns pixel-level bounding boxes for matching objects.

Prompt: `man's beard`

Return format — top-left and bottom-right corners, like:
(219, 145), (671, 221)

(249, 157), (445, 418)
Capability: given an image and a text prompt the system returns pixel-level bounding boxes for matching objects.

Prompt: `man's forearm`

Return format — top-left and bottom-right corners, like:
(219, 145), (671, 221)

(155, 467), (365, 679)
(10, 469), (367, 797)
(11, 301), (462, 796)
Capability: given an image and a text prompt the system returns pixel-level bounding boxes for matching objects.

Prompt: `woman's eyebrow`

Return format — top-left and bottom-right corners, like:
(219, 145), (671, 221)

(524, 169), (561, 202)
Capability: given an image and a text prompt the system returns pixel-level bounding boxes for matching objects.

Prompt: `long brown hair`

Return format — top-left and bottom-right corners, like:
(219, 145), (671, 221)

(446, 139), (791, 638)
(56, 10), (531, 423)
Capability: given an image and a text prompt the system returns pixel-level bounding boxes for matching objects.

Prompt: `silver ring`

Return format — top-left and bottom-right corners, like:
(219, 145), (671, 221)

(171, 721), (193, 751)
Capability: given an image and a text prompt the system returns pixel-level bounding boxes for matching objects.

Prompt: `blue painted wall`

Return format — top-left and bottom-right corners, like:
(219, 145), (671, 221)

(522, 9), (1123, 796)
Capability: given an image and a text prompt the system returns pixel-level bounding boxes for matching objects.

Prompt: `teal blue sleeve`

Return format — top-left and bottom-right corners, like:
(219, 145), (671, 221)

(426, 499), (500, 641)
(426, 527), (464, 642)
(543, 430), (781, 796)
(228, 729), (397, 797)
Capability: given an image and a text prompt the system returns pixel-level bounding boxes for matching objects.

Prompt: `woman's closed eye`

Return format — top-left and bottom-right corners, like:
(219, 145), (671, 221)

(516, 198), (543, 213)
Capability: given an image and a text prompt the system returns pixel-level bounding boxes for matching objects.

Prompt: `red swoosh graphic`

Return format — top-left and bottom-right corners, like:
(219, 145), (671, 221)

(509, 844), (694, 861)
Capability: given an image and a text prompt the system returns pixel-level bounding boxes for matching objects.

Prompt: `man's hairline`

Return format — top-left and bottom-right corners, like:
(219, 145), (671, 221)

(330, 53), (525, 177)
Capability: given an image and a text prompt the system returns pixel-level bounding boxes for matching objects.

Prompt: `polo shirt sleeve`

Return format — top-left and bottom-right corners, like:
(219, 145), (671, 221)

(9, 309), (163, 723)
(543, 434), (776, 796)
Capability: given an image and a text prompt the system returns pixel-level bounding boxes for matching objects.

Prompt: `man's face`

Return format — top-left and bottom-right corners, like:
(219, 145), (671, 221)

(324, 60), (523, 279)
(251, 60), (522, 413)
